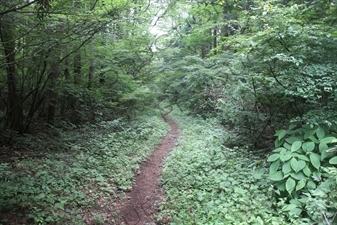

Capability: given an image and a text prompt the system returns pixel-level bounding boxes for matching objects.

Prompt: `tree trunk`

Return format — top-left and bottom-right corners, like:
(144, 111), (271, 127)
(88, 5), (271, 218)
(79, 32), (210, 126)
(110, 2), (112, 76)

(47, 47), (60, 124)
(74, 52), (81, 85)
(88, 58), (95, 89)
(0, 15), (24, 132)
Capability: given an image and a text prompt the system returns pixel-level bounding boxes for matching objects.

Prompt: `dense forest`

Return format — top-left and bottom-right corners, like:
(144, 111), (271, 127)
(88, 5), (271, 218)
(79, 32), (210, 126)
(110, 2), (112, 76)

(1, 0), (337, 224)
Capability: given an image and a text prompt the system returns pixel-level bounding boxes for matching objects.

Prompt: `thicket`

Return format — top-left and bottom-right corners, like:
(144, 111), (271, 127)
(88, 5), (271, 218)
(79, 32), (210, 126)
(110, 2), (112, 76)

(153, 0), (337, 223)
(155, 0), (337, 148)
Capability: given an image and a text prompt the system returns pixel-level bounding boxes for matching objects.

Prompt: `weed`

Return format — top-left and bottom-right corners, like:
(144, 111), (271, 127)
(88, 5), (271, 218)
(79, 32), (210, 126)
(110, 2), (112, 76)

(160, 108), (287, 224)
(0, 114), (169, 224)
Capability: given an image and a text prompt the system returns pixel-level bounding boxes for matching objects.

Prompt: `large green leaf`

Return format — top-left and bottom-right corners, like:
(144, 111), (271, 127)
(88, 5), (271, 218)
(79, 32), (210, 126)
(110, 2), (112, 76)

(304, 129), (316, 140)
(307, 180), (316, 189)
(269, 160), (280, 175)
(320, 136), (337, 144)
(303, 166), (311, 177)
(275, 138), (284, 148)
(286, 136), (301, 144)
(308, 136), (319, 144)
(283, 142), (291, 150)
(275, 129), (287, 140)
(280, 149), (292, 162)
(291, 141), (302, 152)
(286, 177), (296, 194)
(309, 153), (320, 170)
(321, 150), (333, 161)
(273, 147), (286, 153)
(290, 172), (305, 180)
(282, 161), (291, 174)
(267, 154), (280, 162)
(316, 127), (325, 140)
(290, 158), (298, 172)
(329, 156), (337, 165)
(302, 142), (315, 152)
(293, 153), (309, 161)
(268, 171), (284, 181)
(297, 160), (306, 172)
(319, 143), (328, 153)
(295, 179), (306, 191)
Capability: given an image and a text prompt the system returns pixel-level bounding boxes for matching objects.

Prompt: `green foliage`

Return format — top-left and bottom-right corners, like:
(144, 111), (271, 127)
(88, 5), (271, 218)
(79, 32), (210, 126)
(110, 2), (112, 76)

(268, 124), (337, 223)
(0, 114), (169, 224)
(160, 109), (287, 224)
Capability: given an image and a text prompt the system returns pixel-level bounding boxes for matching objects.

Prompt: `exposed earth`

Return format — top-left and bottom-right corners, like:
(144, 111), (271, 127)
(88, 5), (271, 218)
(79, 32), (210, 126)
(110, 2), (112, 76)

(114, 115), (179, 225)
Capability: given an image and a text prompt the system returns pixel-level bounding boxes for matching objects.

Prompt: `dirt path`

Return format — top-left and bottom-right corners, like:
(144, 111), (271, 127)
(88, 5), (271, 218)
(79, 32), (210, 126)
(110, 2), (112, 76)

(114, 115), (179, 225)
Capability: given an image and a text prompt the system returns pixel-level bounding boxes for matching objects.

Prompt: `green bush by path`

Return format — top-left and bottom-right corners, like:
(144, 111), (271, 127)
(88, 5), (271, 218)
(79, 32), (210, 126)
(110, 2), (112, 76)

(0, 113), (169, 225)
(160, 110), (287, 225)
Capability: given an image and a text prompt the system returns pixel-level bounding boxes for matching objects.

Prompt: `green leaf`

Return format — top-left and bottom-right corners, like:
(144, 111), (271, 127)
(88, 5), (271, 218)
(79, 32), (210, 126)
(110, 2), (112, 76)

(289, 124), (297, 130)
(293, 153), (309, 161)
(290, 158), (298, 172)
(316, 127), (325, 140)
(321, 149), (333, 161)
(290, 172), (305, 180)
(273, 147), (286, 153)
(291, 141), (302, 152)
(286, 136), (301, 144)
(307, 180), (316, 189)
(319, 143), (328, 153)
(280, 150), (292, 162)
(275, 138), (284, 148)
(329, 156), (337, 165)
(275, 129), (287, 140)
(309, 153), (321, 170)
(296, 179), (306, 191)
(269, 160), (280, 175)
(283, 142), (291, 150)
(290, 208), (302, 215)
(308, 136), (319, 144)
(297, 160), (306, 172)
(302, 142), (315, 152)
(320, 136), (337, 144)
(268, 171), (284, 181)
(276, 181), (286, 191)
(282, 204), (297, 211)
(282, 161), (291, 174)
(304, 129), (316, 140)
(55, 202), (64, 210)
(303, 166), (311, 177)
(286, 177), (296, 194)
(267, 154), (280, 162)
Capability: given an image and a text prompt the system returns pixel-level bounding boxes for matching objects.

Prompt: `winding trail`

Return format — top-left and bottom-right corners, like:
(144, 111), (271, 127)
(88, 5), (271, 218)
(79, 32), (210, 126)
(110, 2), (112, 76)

(115, 115), (179, 225)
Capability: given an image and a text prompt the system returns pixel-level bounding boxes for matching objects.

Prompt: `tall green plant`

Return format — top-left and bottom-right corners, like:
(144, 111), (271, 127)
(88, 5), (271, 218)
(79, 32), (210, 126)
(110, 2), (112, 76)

(268, 123), (337, 223)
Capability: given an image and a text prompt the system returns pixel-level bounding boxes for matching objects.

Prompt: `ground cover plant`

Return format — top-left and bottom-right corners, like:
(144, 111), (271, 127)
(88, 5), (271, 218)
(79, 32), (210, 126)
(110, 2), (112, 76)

(267, 123), (337, 224)
(0, 113), (169, 225)
(159, 109), (288, 225)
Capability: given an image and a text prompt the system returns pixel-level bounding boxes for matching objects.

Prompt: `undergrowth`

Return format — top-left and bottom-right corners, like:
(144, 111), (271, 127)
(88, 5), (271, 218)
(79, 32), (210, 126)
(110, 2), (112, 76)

(159, 109), (287, 225)
(0, 113), (169, 225)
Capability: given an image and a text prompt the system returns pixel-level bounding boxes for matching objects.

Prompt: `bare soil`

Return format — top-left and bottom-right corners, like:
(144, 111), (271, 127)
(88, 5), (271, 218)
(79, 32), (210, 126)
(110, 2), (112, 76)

(113, 115), (179, 225)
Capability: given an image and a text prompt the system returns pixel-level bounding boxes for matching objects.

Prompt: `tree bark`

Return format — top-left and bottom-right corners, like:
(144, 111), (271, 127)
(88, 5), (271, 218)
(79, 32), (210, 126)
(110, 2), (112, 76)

(74, 52), (81, 85)
(47, 48), (60, 124)
(0, 15), (24, 132)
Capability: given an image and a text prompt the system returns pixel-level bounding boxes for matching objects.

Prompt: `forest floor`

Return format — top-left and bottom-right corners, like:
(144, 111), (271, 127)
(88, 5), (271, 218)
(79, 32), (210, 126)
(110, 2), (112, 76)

(113, 115), (179, 225)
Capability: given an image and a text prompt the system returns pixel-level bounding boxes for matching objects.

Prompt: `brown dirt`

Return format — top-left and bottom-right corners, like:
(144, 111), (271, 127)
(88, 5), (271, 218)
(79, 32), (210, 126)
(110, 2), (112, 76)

(113, 115), (179, 225)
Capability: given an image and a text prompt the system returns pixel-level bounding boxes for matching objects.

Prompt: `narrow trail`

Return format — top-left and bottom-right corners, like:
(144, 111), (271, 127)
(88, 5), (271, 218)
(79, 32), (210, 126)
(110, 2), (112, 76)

(115, 115), (179, 225)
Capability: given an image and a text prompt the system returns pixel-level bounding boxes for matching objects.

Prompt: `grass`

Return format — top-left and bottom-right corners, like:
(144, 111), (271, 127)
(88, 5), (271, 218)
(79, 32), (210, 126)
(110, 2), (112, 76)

(159, 109), (288, 225)
(0, 113), (169, 225)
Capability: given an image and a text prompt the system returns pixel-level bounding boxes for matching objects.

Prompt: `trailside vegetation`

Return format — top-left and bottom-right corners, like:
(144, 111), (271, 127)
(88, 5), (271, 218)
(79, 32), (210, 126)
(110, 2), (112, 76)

(154, 0), (337, 223)
(1, 0), (337, 224)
